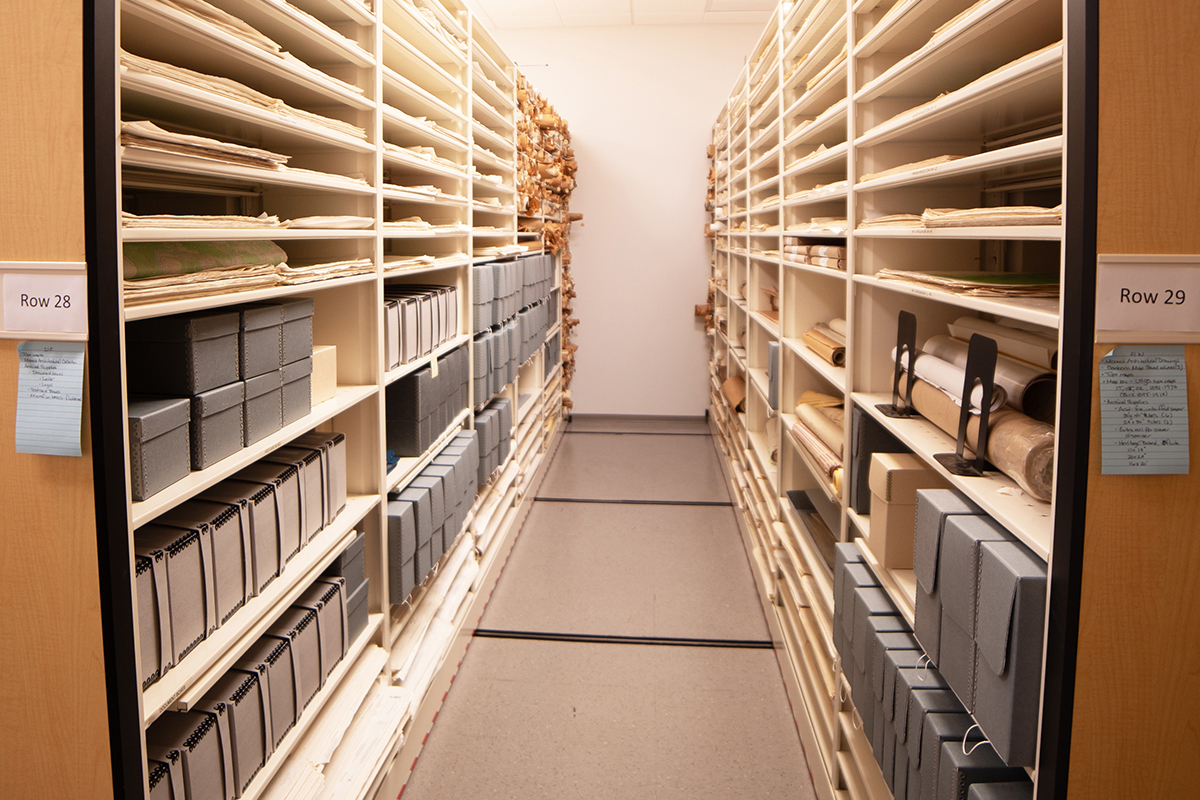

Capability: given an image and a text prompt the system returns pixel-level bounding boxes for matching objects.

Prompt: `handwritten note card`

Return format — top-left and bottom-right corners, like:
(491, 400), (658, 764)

(15, 341), (85, 457)
(1100, 345), (1189, 475)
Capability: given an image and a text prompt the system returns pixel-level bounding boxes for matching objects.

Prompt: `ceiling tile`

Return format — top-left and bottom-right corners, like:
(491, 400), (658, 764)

(706, 0), (776, 10)
(489, 14), (566, 27)
(558, 12), (635, 25)
(634, 11), (707, 24)
(632, 0), (706, 12)
(703, 10), (772, 24)
(554, 0), (632, 14)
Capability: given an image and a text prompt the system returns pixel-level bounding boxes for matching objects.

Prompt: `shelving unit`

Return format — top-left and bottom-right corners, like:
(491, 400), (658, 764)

(103, 0), (571, 796)
(707, 1), (1064, 798)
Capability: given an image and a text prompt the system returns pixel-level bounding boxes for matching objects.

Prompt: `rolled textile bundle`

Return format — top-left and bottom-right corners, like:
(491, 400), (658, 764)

(948, 316), (1057, 369)
(798, 403), (844, 457)
(789, 420), (843, 492)
(804, 328), (846, 366)
(890, 346), (1007, 412)
(905, 375), (1055, 501)
(923, 335), (1057, 423)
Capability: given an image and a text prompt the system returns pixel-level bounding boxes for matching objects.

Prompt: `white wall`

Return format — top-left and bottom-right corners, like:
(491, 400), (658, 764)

(494, 24), (760, 416)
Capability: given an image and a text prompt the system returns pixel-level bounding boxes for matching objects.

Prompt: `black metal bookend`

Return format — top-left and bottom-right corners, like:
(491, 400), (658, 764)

(877, 310), (919, 419)
(935, 333), (998, 477)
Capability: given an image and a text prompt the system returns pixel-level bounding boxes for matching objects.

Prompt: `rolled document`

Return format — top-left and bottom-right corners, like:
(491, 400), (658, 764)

(948, 316), (1057, 369)
(797, 390), (842, 409)
(905, 376), (1055, 501)
(828, 318), (848, 337)
(890, 347), (1008, 412)
(789, 420), (843, 484)
(923, 335), (1057, 423)
(804, 328), (846, 367)
(798, 403), (844, 458)
(814, 322), (845, 346)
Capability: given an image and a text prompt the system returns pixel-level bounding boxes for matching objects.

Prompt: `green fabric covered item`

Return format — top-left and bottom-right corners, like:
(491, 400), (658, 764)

(123, 240), (288, 279)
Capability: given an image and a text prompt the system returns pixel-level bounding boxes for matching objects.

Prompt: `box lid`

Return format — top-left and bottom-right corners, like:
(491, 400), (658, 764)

(239, 304), (285, 332)
(869, 452), (946, 503)
(192, 382), (245, 418)
(282, 357), (313, 382)
(127, 309), (240, 343)
(940, 515), (1012, 634)
(129, 396), (190, 440)
(913, 489), (984, 594)
(976, 541), (1046, 677)
(276, 297), (314, 322)
(245, 370), (283, 400)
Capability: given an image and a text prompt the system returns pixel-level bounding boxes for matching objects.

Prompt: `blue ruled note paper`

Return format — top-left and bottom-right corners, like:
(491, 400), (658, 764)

(1100, 345), (1189, 475)
(15, 341), (85, 457)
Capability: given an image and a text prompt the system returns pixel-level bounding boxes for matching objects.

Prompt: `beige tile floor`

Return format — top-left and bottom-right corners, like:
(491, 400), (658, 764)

(402, 416), (816, 799)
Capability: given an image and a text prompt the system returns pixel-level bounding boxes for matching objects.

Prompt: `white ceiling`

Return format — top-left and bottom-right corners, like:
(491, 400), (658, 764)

(464, 0), (776, 29)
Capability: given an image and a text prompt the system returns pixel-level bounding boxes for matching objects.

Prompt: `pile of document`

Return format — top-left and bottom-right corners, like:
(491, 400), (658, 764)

(875, 270), (1059, 298)
(859, 204), (1062, 230)
(789, 391), (845, 493)
(784, 239), (846, 270)
(803, 318), (847, 367)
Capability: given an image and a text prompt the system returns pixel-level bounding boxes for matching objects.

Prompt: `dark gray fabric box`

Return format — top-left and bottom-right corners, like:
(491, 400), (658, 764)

(347, 578), (369, 642)
(281, 358), (312, 426)
(941, 515), (1012, 638)
(396, 485), (433, 545)
(136, 523), (216, 661)
(200, 479), (279, 596)
(853, 667), (874, 742)
(915, 585), (943, 668)
(895, 668), (950, 746)
(158, 499), (250, 628)
(874, 631), (920, 704)
(190, 382), (244, 470)
(325, 531), (366, 597)
(146, 757), (176, 800)
(872, 700), (887, 765)
(290, 431), (347, 527)
(145, 709), (231, 800)
(244, 371), (283, 446)
(274, 298), (314, 366)
(296, 577), (348, 683)
(883, 723), (897, 791)
(850, 586), (895, 667)
(237, 304), (284, 379)
(389, 498), (417, 561)
(968, 781), (1034, 799)
(940, 612), (977, 712)
(905, 688), (963, 758)
(198, 668), (272, 796)
(884, 649), (927, 726)
(397, 557), (416, 604)
(127, 310), (241, 395)
(416, 538), (433, 581)
(411, 475), (446, 528)
(234, 461), (302, 566)
(263, 446), (324, 545)
(974, 541), (1047, 767)
(914, 490), (985, 664)
(387, 413), (434, 457)
(137, 553), (172, 689)
(834, 543), (865, 613)
(838, 564), (879, 640)
(270, 607), (321, 714)
(908, 752), (922, 800)
(920, 713), (986, 800)
(856, 612), (908, 678)
(937, 740), (1026, 800)
(237, 635), (297, 750)
(128, 396), (191, 501)
(894, 748), (909, 800)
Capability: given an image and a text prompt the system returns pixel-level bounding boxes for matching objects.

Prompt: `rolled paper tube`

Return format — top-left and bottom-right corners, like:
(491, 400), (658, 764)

(797, 390), (842, 409)
(804, 328), (846, 367)
(948, 316), (1057, 370)
(891, 347), (1008, 412)
(721, 375), (747, 412)
(923, 335), (1057, 423)
(798, 402), (845, 457)
(814, 322), (846, 346)
(828, 318), (847, 336)
(905, 376), (1055, 501)
(789, 420), (843, 480)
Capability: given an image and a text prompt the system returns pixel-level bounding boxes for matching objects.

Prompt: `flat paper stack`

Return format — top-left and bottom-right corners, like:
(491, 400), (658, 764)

(875, 270), (1060, 297)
